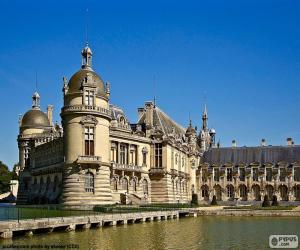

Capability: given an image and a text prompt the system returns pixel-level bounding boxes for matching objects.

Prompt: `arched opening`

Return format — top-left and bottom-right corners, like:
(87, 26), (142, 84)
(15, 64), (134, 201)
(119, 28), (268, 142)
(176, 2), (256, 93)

(252, 184), (261, 201)
(239, 184), (247, 201)
(265, 185), (274, 199)
(112, 178), (118, 191)
(214, 185), (222, 201)
(85, 172), (94, 193)
(279, 185), (288, 201)
(201, 185), (209, 201)
(226, 185), (234, 200)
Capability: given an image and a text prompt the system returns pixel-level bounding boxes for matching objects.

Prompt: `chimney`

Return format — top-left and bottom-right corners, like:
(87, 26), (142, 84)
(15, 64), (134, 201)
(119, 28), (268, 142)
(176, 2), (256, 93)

(287, 137), (294, 146)
(232, 140), (237, 148)
(138, 107), (146, 120)
(47, 105), (53, 126)
(145, 101), (154, 128)
(261, 138), (266, 147)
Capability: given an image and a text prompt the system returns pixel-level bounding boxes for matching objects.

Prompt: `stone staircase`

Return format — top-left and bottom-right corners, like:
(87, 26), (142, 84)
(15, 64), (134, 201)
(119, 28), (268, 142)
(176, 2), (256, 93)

(128, 193), (144, 205)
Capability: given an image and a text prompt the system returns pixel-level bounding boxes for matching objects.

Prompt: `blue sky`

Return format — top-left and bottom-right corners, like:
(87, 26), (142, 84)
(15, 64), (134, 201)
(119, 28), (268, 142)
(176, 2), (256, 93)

(0, 0), (300, 169)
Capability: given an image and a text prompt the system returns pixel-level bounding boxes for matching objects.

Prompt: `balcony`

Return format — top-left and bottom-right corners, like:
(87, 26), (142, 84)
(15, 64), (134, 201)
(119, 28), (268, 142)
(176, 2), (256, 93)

(170, 169), (178, 176)
(61, 105), (111, 119)
(149, 167), (166, 176)
(77, 155), (102, 164)
(111, 162), (142, 172)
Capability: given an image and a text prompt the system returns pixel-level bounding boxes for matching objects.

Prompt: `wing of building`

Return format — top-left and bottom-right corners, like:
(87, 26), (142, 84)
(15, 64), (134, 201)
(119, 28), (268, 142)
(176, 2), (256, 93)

(16, 45), (300, 206)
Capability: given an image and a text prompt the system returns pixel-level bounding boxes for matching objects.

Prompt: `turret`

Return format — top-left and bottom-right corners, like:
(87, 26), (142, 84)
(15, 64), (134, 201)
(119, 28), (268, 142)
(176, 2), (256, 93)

(60, 44), (113, 205)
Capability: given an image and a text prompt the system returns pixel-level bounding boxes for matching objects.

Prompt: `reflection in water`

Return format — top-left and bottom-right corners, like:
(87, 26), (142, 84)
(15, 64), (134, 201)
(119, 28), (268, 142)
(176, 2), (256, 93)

(1, 217), (300, 250)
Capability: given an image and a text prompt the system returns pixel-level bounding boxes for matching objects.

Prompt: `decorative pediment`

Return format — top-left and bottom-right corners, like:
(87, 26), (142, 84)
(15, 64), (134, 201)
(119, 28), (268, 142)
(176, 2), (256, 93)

(80, 115), (98, 125)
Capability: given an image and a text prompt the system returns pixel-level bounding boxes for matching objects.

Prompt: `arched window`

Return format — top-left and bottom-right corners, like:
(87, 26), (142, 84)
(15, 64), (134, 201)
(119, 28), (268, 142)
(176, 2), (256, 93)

(53, 176), (59, 193)
(39, 177), (44, 193)
(142, 179), (148, 194)
(85, 172), (94, 193)
(112, 178), (118, 191)
(252, 184), (261, 201)
(46, 176), (51, 192)
(121, 178), (129, 193)
(279, 185), (288, 201)
(201, 185), (209, 200)
(239, 185), (247, 201)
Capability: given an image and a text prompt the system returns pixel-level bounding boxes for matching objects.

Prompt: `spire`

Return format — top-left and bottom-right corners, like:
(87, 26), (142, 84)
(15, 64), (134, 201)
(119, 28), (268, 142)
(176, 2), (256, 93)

(81, 43), (93, 69)
(202, 104), (208, 131)
(32, 73), (40, 109)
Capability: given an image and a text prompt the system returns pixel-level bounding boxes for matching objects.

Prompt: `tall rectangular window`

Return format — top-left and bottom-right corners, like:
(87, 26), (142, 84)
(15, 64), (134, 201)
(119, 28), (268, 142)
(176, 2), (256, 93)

(202, 169), (208, 182)
(214, 168), (220, 182)
(266, 168), (272, 182)
(154, 143), (162, 168)
(280, 168), (286, 182)
(239, 168), (245, 181)
(120, 144), (126, 164)
(143, 153), (147, 165)
(84, 90), (95, 106)
(253, 168), (259, 181)
(294, 167), (300, 181)
(227, 168), (233, 182)
(84, 127), (94, 156)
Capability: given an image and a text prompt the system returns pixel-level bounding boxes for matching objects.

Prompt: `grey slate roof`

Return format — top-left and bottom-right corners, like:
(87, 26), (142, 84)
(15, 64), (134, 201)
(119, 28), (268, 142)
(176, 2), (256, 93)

(203, 146), (300, 165)
(138, 106), (186, 138)
(110, 104), (127, 120)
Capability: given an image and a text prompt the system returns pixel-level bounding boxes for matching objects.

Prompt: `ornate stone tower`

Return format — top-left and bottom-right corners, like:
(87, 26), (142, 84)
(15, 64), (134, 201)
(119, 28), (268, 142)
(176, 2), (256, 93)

(197, 105), (216, 151)
(17, 92), (52, 204)
(60, 44), (112, 206)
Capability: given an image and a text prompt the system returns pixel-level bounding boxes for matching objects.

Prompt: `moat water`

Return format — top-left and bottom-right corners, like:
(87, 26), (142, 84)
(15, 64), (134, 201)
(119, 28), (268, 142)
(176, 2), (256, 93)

(1, 216), (300, 250)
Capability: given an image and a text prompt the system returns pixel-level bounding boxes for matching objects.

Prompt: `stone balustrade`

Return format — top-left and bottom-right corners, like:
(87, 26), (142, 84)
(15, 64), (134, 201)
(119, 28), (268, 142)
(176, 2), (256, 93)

(111, 162), (142, 172)
(61, 105), (111, 118)
(77, 155), (102, 164)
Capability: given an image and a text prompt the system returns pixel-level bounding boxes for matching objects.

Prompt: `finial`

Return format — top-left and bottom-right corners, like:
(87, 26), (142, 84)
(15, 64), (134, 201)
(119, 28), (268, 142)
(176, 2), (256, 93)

(35, 71), (38, 92)
(85, 8), (89, 46)
(153, 75), (156, 107)
(189, 112), (192, 126)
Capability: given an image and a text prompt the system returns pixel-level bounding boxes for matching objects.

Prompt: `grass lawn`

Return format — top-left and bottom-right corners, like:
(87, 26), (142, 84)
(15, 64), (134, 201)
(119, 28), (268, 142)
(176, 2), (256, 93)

(223, 205), (296, 210)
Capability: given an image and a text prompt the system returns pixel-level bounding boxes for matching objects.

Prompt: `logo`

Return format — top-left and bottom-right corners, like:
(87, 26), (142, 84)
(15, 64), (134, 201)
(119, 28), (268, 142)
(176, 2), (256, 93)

(269, 235), (298, 249)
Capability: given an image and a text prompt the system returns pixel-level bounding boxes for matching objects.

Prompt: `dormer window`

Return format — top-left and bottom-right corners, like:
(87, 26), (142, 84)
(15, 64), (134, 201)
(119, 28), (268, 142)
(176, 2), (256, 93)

(84, 90), (95, 106)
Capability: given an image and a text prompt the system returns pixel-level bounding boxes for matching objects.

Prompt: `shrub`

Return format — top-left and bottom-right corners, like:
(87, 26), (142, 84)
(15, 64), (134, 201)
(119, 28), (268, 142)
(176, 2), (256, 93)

(191, 194), (198, 206)
(262, 195), (270, 207)
(271, 195), (279, 206)
(211, 195), (218, 206)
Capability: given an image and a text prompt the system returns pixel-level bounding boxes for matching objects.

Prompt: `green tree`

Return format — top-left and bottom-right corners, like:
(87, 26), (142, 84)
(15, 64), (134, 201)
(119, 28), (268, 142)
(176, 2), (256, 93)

(11, 163), (19, 180)
(0, 161), (13, 194)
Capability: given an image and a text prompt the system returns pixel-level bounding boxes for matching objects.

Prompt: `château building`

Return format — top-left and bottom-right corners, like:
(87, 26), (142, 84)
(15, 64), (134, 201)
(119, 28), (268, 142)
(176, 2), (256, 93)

(17, 44), (300, 206)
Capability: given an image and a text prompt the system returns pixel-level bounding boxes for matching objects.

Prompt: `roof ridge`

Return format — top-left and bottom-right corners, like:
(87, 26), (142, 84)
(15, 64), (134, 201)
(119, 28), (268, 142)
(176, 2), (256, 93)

(154, 107), (167, 134)
(155, 106), (186, 132)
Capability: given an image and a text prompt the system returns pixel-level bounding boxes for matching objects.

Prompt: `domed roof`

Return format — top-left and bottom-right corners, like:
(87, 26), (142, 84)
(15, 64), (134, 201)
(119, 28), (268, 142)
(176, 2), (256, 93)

(67, 68), (106, 96)
(186, 120), (196, 137)
(21, 109), (50, 128)
(209, 128), (216, 134)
